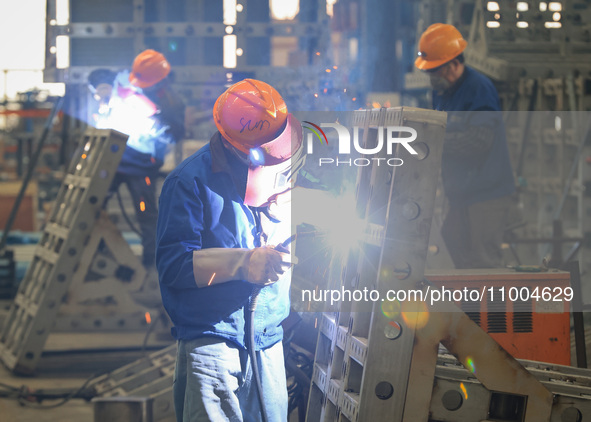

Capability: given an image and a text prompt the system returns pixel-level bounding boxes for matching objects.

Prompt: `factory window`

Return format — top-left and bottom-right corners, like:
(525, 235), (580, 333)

(270, 0), (300, 20)
(487, 1), (500, 12)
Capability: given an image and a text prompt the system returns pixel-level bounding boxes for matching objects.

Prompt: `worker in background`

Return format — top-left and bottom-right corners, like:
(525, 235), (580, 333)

(156, 79), (304, 422)
(87, 49), (185, 268)
(415, 23), (517, 268)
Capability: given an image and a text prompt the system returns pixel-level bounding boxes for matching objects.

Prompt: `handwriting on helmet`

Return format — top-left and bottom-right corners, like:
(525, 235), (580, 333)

(240, 117), (271, 133)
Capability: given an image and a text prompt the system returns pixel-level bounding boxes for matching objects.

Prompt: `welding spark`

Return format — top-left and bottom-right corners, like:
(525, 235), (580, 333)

(460, 382), (468, 400)
(145, 312), (152, 324)
(145, 176), (151, 186)
(208, 272), (216, 286)
(139, 201), (146, 212)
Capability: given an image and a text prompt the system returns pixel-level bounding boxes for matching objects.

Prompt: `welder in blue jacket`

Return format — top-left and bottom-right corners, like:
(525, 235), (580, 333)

(156, 79), (305, 422)
(415, 24), (517, 268)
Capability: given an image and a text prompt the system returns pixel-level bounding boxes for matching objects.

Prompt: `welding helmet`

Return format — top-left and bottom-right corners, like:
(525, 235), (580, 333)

(414, 23), (467, 71)
(129, 49), (171, 89)
(214, 79), (305, 207)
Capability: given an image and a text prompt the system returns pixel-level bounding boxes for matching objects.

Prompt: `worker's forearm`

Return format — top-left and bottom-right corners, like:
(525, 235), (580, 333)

(192, 248), (250, 287)
(192, 247), (288, 287)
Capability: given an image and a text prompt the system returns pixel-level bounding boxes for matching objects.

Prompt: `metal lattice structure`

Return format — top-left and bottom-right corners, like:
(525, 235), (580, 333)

(305, 106), (448, 421)
(0, 128), (128, 374)
(44, 0), (334, 113)
(431, 354), (591, 420)
(53, 210), (155, 333)
(89, 344), (177, 421)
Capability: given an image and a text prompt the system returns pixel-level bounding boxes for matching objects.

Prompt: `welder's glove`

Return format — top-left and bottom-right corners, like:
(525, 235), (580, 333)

(246, 246), (288, 285)
(192, 247), (290, 288)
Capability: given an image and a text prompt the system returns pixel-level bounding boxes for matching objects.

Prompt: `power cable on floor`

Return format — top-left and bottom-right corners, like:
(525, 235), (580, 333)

(0, 371), (99, 408)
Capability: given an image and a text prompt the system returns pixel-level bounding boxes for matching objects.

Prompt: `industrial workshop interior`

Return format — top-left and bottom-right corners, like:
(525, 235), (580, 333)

(3, 0), (591, 421)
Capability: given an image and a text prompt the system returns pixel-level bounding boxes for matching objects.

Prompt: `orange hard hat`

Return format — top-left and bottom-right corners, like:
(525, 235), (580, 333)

(213, 79), (289, 154)
(129, 49), (171, 88)
(414, 23), (468, 70)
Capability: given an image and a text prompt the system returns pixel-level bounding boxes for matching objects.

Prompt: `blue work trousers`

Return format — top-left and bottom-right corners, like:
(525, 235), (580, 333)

(174, 336), (288, 422)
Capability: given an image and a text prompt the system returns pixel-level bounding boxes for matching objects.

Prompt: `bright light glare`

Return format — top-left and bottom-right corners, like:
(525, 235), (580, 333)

(56, 35), (70, 69)
(223, 0), (237, 25)
(270, 0), (300, 20)
(326, 0), (338, 17)
(96, 94), (159, 152)
(545, 21), (562, 28)
(466, 356), (477, 374)
(291, 188), (365, 255)
(540, 2), (548, 11)
(249, 148), (264, 165)
(553, 12), (561, 21)
(549, 2), (562, 11)
(223, 35), (237, 68)
(517, 2), (528, 11)
(1, 71), (65, 100)
(487, 1), (500, 11)
(555, 116), (562, 131)
(56, 0), (70, 25)
(349, 38), (359, 61)
(487, 21), (501, 28)
(516, 21), (529, 28)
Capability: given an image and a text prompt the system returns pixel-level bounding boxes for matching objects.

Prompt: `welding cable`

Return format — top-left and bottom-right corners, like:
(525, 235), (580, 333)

(248, 286), (270, 422)
(0, 374), (97, 408)
(115, 188), (142, 236)
(246, 229), (308, 422)
(246, 207), (271, 422)
(16, 375), (95, 409)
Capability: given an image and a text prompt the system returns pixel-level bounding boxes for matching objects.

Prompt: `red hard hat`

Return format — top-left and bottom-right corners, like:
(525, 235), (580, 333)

(415, 23), (468, 70)
(129, 49), (171, 88)
(214, 79), (304, 207)
(213, 79), (289, 154)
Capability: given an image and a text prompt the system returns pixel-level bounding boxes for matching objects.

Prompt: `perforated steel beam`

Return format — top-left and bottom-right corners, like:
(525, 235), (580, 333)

(0, 128), (127, 374)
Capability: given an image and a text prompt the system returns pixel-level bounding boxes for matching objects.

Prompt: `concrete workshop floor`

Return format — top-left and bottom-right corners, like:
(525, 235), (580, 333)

(0, 345), (156, 422)
(0, 295), (174, 422)
(1, 314), (591, 422)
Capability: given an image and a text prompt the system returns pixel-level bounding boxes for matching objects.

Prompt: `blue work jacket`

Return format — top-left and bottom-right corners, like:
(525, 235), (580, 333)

(156, 133), (290, 350)
(433, 66), (515, 205)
